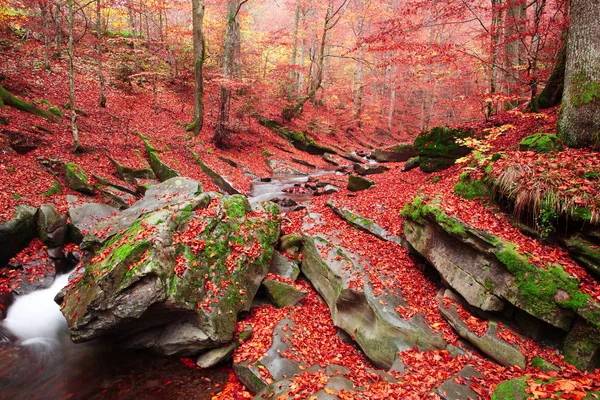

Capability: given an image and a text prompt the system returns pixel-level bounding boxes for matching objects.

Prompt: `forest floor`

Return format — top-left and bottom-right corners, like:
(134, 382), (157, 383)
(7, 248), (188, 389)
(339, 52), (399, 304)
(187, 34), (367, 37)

(1, 34), (600, 399)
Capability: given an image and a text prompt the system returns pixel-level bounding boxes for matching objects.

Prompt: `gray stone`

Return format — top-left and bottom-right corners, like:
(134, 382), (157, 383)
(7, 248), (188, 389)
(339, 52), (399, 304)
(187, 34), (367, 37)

(353, 163), (390, 176)
(439, 291), (526, 368)
(0, 205), (38, 267)
(68, 202), (119, 244)
(82, 177), (202, 250)
(371, 144), (417, 163)
(436, 365), (483, 400)
(269, 251), (300, 281)
(301, 228), (446, 369)
(347, 175), (374, 192)
(37, 204), (67, 248)
(191, 151), (240, 195)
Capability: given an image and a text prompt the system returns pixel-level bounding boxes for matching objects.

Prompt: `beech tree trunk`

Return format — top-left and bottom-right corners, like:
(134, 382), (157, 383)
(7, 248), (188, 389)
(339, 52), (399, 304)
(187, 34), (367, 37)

(189, 0), (205, 134)
(489, 0), (504, 116)
(529, 44), (566, 112)
(503, 0), (522, 109)
(557, 0), (600, 148)
(214, 0), (244, 148)
(39, 1), (51, 71)
(68, 0), (81, 151)
(96, 0), (107, 108)
(288, 0), (301, 100)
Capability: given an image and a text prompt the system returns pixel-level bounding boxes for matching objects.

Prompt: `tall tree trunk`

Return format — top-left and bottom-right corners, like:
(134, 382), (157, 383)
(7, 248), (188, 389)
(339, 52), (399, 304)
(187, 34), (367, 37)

(40, 1), (51, 71)
(353, 45), (364, 125)
(96, 0), (107, 107)
(68, 0), (81, 151)
(189, 0), (205, 134)
(557, 0), (600, 148)
(288, 0), (301, 100)
(298, 37), (305, 93)
(387, 64), (396, 132)
(504, 0), (521, 109)
(489, 0), (504, 116)
(214, 0), (244, 148)
(528, 0), (546, 101)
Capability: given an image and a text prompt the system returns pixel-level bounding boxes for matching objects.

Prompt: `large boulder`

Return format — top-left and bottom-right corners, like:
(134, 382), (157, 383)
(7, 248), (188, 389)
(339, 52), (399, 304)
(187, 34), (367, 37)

(57, 189), (280, 357)
(82, 178), (202, 250)
(301, 215), (446, 369)
(402, 197), (600, 369)
(0, 205), (38, 267)
(370, 144), (417, 163)
(413, 127), (471, 172)
(68, 201), (119, 244)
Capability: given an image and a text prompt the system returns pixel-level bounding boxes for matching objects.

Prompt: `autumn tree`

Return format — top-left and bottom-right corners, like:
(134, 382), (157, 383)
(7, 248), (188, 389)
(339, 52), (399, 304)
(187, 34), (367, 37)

(68, 0), (81, 151)
(557, 0), (600, 148)
(96, 0), (107, 107)
(213, 0), (247, 148)
(282, 0), (348, 122)
(188, 0), (205, 134)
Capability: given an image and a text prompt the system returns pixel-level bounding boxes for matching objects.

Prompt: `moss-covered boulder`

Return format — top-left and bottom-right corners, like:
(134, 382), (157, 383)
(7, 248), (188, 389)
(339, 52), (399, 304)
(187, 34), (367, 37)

(519, 133), (564, 153)
(563, 319), (600, 371)
(57, 191), (280, 356)
(347, 174), (374, 192)
(0, 205), (38, 267)
(370, 144), (417, 163)
(563, 233), (600, 279)
(64, 162), (94, 195)
(402, 197), (600, 331)
(491, 377), (529, 400)
(139, 134), (180, 182)
(413, 126), (472, 172)
(453, 172), (489, 200)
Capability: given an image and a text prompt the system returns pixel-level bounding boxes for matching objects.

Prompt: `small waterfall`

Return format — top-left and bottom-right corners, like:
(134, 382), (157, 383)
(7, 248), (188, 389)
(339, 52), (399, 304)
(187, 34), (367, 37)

(3, 273), (70, 342)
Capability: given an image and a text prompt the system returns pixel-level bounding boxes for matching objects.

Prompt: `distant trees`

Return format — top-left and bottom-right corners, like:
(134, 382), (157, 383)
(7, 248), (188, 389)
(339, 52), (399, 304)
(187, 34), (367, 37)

(557, 0), (600, 148)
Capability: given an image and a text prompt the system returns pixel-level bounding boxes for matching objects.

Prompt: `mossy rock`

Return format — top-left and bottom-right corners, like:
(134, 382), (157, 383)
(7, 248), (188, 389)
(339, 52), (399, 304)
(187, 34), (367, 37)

(109, 156), (155, 183)
(563, 234), (600, 279)
(64, 162), (94, 195)
(59, 193), (280, 356)
(519, 133), (564, 153)
(43, 180), (62, 197)
(419, 156), (456, 173)
(262, 279), (306, 308)
(257, 117), (335, 156)
(413, 126), (471, 159)
(139, 134), (180, 182)
(348, 174), (374, 192)
(563, 320), (600, 371)
(371, 144), (417, 163)
(403, 156), (421, 172)
(491, 377), (529, 400)
(530, 357), (560, 372)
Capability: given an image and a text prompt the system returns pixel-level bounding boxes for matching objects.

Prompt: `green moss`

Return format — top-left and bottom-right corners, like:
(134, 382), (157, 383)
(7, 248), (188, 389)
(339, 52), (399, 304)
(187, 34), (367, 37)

(454, 172), (489, 200)
(571, 72), (600, 108)
(48, 106), (63, 117)
(43, 180), (62, 197)
(531, 357), (559, 371)
(413, 126), (471, 159)
(402, 197), (466, 236)
(65, 162), (88, 184)
(495, 244), (593, 323)
(113, 240), (150, 262)
(491, 152), (504, 162)
(519, 133), (563, 153)
(223, 195), (251, 220)
(572, 207), (592, 222)
(491, 377), (529, 400)
(484, 278), (495, 292)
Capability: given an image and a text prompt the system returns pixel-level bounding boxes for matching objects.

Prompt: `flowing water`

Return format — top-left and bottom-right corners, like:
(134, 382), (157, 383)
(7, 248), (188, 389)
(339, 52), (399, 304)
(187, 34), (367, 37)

(0, 171), (327, 400)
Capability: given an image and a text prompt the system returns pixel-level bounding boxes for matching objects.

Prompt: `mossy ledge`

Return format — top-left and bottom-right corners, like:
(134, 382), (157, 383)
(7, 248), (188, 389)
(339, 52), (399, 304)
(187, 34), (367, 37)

(402, 196), (600, 329)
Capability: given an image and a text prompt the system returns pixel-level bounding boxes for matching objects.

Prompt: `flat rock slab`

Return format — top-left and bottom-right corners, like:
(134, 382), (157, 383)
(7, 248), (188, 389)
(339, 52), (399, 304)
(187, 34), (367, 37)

(269, 250), (300, 281)
(301, 213), (446, 369)
(436, 365), (483, 400)
(262, 279), (307, 308)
